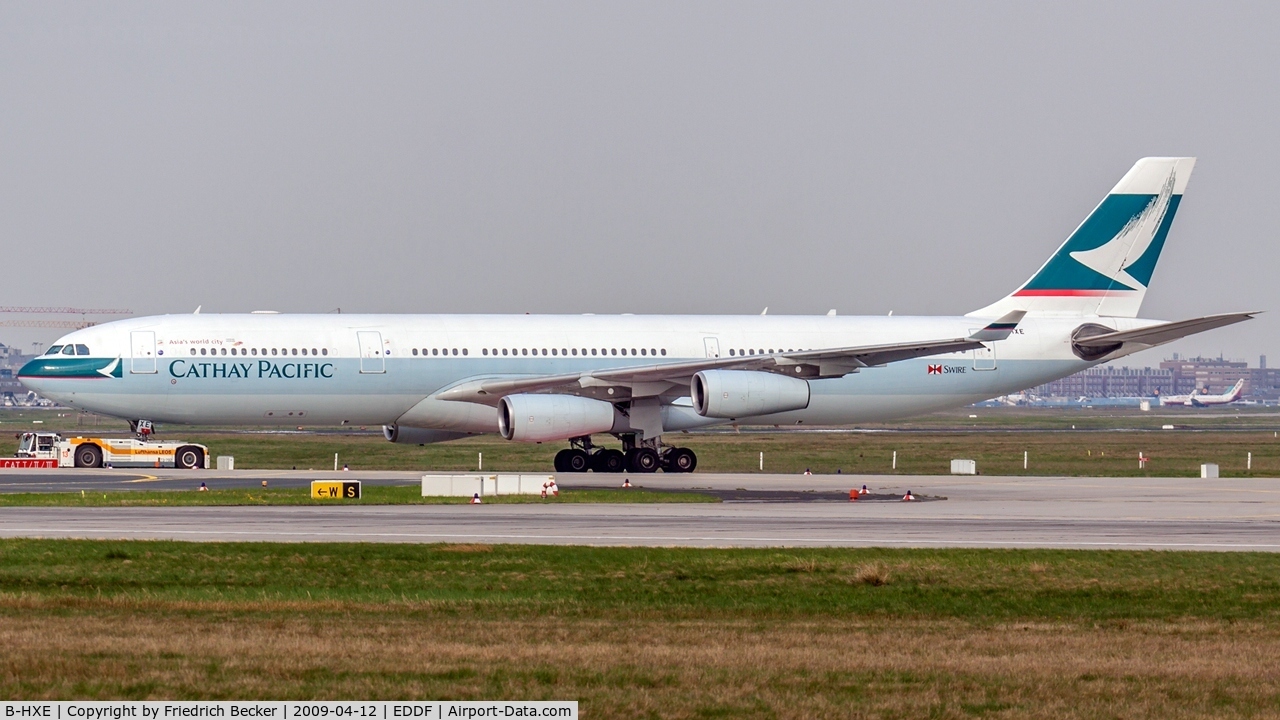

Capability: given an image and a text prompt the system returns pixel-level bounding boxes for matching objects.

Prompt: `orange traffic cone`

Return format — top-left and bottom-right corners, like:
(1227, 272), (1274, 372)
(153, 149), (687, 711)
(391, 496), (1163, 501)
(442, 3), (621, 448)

(848, 489), (858, 502)
(902, 491), (916, 502)
(622, 478), (632, 488)
(550, 480), (559, 497)
(470, 493), (482, 505)
(540, 483), (548, 499)
(860, 485), (869, 495)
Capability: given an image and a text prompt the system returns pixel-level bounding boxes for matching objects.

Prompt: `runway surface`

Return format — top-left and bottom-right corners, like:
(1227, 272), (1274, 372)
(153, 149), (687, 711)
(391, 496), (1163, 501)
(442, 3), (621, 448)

(0, 469), (1278, 549)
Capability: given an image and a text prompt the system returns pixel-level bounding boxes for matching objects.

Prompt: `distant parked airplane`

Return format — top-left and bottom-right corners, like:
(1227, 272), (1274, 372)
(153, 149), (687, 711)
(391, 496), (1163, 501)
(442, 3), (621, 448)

(1159, 379), (1246, 407)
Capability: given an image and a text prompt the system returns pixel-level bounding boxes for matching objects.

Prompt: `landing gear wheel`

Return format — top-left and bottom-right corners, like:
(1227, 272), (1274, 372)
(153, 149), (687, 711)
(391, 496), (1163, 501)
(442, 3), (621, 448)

(74, 444), (103, 469)
(628, 447), (660, 473)
(554, 449), (573, 472)
(664, 447), (697, 473)
(593, 449), (625, 473)
(565, 449), (591, 472)
(175, 446), (204, 469)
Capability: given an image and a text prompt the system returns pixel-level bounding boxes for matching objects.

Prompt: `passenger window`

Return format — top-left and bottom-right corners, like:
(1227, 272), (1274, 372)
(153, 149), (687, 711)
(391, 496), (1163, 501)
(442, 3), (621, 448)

(222, 348), (228, 355)
(502, 349), (508, 356)
(610, 349), (617, 356)
(252, 348), (258, 356)
(45, 345), (63, 355)
(591, 349), (597, 356)
(571, 348), (578, 356)
(541, 349), (547, 356)
(200, 348), (207, 356)
(462, 348), (468, 356)
(640, 348), (647, 356)
(522, 349), (528, 356)
(322, 349), (328, 356)
(551, 348), (557, 356)
(432, 349), (438, 356)
(272, 349), (278, 356)
(661, 349), (667, 356)
(75, 344), (90, 355)
(292, 349), (298, 356)
(300, 348), (307, 355)
(729, 349), (735, 356)
(452, 348), (458, 356)
(651, 349), (656, 356)
(483, 348), (488, 355)
(412, 348), (418, 356)
(312, 349), (318, 355)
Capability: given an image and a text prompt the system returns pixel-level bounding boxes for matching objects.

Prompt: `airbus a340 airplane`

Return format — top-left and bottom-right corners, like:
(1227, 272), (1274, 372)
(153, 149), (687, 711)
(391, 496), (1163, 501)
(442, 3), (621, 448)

(19, 157), (1256, 473)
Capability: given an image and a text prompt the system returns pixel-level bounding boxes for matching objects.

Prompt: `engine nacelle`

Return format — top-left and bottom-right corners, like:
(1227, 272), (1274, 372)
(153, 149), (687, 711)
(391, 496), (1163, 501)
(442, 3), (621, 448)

(498, 394), (617, 443)
(691, 369), (810, 419)
(383, 425), (472, 445)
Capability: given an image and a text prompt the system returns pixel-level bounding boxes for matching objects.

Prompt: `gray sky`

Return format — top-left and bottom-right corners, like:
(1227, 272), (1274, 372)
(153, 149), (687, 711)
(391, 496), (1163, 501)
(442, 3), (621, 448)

(1, 1), (1275, 366)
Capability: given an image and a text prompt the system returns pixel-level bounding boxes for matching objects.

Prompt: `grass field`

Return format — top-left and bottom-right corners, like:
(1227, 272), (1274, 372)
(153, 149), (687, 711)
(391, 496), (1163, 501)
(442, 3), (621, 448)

(0, 539), (1277, 717)
(0, 486), (716, 507)
(3, 408), (1280, 477)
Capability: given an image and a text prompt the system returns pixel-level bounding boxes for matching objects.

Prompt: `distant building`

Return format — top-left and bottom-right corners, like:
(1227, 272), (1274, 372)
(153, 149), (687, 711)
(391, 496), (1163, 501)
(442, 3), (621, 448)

(1032, 355), (1280, 401)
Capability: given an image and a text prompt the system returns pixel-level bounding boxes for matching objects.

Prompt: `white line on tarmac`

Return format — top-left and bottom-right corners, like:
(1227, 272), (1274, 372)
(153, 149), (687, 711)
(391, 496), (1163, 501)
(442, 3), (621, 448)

(1, 527), (1279, 550)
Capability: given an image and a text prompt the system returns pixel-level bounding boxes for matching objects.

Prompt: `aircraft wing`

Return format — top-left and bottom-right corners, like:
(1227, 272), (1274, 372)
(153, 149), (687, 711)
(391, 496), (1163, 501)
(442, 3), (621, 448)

(435, 312), (1027, 406)
(1073, 312), (1259, 350)
(435, 337), (985, 405)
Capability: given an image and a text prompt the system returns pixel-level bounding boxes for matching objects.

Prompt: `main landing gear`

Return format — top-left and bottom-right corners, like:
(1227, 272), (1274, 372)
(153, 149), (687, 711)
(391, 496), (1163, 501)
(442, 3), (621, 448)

(553, 435), (697, 474)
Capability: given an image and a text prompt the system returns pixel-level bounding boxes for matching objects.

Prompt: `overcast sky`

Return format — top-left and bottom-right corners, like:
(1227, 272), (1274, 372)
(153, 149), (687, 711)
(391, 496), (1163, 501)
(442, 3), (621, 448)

(1, 2), (1275, 366)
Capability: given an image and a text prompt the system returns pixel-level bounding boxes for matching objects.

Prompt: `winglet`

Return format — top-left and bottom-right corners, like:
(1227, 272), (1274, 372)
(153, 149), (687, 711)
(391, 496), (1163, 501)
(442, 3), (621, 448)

(968, 311), (1026, 342)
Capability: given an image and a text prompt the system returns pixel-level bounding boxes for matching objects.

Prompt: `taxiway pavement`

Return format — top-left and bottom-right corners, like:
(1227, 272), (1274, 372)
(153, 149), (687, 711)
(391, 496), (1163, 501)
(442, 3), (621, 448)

(0, 469), (1276, 549)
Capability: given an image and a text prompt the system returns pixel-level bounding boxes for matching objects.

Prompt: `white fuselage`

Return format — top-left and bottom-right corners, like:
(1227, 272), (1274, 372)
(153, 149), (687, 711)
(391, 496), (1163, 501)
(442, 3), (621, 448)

(18, 312), (1148, 436)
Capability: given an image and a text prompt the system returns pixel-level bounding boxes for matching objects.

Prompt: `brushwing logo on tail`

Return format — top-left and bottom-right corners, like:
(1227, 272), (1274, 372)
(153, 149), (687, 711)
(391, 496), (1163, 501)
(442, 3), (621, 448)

(1066, 170), (1177, 292)
(1014, 163), (1184, 297)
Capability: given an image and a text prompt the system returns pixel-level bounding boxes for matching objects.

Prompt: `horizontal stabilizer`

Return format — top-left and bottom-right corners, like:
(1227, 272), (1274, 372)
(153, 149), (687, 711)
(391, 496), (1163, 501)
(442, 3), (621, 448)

(1074, 312), (1258, 349)
(968, 311), (1026, 341)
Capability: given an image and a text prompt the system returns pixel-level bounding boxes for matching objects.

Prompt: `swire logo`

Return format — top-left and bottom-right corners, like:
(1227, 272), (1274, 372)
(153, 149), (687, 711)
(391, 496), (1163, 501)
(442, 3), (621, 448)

(927, 365), (942, 375)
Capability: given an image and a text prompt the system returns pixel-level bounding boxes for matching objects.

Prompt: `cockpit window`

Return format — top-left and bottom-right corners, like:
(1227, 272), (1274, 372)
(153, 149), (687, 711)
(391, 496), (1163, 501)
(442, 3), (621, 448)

(45, 345), (63, 355)
(74, 344), (90, 355)
(61, 345), (75, 355)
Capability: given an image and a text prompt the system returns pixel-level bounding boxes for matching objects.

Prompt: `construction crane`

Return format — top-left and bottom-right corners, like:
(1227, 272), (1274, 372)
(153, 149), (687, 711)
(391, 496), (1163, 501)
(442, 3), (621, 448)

(0, 308), (132, 331)
(0, 321), (96, 329)
(0, 307), (132, 314)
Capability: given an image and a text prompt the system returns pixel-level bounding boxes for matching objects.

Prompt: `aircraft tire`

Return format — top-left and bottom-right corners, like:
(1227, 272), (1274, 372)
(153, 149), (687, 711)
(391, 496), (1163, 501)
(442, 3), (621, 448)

(74, 444), (103, 469)
(565, 449), (591, 472)
(175, 446), (204, 470)
(593, 449), (625, 473)
(665, 447), (697, 473)
(553, 449), (572, 473)
(628, 447), (660, 473)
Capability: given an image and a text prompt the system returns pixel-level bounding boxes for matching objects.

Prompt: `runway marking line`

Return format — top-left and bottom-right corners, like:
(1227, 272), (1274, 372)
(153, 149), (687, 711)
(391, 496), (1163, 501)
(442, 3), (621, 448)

(1, 528), (1279, 550)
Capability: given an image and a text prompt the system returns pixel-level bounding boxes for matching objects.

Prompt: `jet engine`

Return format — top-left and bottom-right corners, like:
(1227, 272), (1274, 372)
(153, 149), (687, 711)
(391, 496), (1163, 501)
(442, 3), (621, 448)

(691, 369), (810, 419)
(498, 394), (618, 443)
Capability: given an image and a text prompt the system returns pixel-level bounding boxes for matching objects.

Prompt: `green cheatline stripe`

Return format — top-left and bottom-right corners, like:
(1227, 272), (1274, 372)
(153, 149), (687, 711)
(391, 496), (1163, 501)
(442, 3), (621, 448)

(18, 357), (120, 378)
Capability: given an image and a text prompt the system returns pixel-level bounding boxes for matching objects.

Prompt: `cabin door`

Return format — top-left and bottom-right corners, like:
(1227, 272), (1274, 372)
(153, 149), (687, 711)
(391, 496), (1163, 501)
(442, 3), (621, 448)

(357, 331), (386, 374)
(130, 331), (157, 374)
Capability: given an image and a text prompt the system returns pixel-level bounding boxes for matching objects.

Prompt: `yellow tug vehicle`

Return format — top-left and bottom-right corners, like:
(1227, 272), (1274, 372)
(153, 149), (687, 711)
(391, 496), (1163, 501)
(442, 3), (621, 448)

(6, 431), (208, 469)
